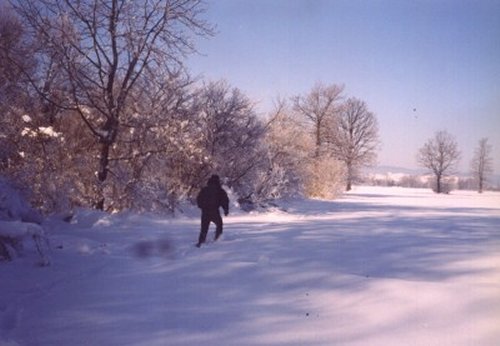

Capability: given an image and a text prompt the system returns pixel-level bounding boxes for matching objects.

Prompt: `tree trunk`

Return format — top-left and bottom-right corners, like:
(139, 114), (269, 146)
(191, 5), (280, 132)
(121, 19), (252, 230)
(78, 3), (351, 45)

(346, 180), (352, 191)
(345, 163), (353, 191)
(94, 119), (118, 210)
(315, 121), (321, 158)
(436, 174), (442, 194)
(94, 141), (111, 210)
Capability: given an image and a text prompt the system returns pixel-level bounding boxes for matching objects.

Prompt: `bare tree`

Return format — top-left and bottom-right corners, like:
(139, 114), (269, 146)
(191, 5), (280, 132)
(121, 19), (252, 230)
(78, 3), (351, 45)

(11, 0), (213, 209)
(417, 131), (461, 194)
(292, 83), (344, 157)
(471, 138), (493, 193)
(329, 97), (379, 191)
(192, 80), (265, 199)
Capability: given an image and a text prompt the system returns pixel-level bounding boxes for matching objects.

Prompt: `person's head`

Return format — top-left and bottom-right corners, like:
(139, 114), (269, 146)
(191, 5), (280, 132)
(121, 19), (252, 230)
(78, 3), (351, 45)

(207, 174), (220, 186)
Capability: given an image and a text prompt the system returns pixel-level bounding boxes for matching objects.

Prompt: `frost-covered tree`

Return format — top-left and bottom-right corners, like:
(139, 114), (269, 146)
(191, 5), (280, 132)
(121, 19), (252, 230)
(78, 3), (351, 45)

(417, 131), (461, 194)
(1, 6), (76, 212)
(328, 98), (379, 191)
(107, 71), (200, 211)
(0, 4), (35, 171)
(290, 83), (346, 198)
(293, 83), (344, 157)
(471, 138), (493, 193)
(11, 0), (213, 210)
(259, 100), (345, 200)
(257, 101), (311, 200)
(191, 81), (266, 200)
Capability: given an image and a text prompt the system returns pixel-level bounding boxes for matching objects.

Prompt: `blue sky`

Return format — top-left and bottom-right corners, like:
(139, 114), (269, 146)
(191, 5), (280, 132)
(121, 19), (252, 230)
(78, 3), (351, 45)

(187, 0), (500, 173)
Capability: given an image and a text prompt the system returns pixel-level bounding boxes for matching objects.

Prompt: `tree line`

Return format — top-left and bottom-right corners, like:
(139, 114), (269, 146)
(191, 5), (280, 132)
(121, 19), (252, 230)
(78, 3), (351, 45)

(417, 131), (494, 194)
(1, 0), (380, 214)
(361, 133), (495, 193)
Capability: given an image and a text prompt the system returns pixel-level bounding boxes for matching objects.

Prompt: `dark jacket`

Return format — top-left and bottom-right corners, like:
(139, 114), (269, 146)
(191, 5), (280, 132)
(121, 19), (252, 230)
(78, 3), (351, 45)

(196, 176), (229, 215)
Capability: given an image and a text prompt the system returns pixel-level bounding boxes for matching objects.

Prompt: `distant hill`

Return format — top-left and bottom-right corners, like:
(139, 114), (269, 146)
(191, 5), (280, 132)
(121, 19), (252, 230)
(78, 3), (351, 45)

(361, 165), (500, 190)
(365, 165), (426, 176)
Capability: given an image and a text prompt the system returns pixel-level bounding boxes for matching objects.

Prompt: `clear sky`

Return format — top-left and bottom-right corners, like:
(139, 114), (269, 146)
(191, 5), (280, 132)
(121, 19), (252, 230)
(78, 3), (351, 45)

(187, 0), (500, 174)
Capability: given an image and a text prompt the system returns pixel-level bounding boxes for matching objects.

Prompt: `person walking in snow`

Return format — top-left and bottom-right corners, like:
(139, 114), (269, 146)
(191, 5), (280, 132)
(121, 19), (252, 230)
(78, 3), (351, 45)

(196, 174), (229, 247)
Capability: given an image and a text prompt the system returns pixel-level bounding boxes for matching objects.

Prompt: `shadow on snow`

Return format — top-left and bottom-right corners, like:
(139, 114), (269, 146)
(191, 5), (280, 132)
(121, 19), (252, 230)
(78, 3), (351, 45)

(16, 193), (500, 345)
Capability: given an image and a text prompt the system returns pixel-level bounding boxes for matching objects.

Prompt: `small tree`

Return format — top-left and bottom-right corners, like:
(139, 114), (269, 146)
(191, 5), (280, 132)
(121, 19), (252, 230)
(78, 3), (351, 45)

(471, 138), (493, 193)
(328, 97), (379, 191)
(417, 131), (461, 194)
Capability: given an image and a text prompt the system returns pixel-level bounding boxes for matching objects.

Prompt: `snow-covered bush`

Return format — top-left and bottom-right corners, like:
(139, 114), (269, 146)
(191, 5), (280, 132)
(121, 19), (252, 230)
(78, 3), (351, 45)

(0, 177), (49, 265)
(303, 156), (345, 199)
(255, 106), (310, 201)
(0, 221), (50, 265)
(0, 177), (42, 223)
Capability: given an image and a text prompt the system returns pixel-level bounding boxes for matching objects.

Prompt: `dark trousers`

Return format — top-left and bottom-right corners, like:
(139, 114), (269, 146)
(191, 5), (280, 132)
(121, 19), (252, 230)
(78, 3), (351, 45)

(198, 211), (223, 244)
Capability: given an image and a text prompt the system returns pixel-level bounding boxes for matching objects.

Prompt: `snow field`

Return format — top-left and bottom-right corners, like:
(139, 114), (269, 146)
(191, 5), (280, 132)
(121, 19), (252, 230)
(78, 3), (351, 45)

(1, 186), (499, 345)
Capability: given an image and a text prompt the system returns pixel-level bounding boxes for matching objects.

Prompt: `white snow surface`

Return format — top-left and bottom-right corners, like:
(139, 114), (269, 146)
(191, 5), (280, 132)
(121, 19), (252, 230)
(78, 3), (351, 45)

(1, 186), (499, 346)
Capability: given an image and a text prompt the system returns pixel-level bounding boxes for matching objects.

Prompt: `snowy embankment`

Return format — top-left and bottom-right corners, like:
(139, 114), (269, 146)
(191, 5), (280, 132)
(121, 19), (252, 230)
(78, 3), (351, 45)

(1, 186), (500, 346)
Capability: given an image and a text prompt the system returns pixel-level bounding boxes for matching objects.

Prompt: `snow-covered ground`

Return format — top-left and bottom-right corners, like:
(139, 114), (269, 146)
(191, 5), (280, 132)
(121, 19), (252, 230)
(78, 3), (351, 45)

(1, 186), (499, 346)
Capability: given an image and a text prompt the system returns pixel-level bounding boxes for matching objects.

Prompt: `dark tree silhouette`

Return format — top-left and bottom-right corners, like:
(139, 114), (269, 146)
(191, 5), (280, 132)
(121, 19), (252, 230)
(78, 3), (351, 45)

(471, 138), (493, 193)
(329, 98), (379, 191)
(417, 131), (461, 194)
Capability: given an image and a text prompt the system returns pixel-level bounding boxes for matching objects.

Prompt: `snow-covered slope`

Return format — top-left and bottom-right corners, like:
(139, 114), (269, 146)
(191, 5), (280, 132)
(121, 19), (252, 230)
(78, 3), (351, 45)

(1, 186), (499, 345)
